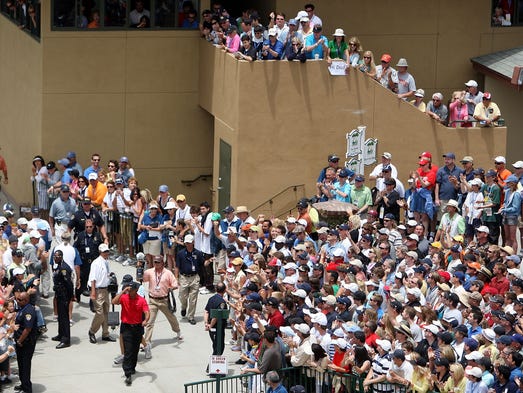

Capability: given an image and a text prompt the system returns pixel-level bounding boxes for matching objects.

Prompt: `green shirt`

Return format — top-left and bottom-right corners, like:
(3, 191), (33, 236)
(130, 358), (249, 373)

(482, 183), (501, 222)
(328, 41), (347, 60)
(350, 186), (373, 209)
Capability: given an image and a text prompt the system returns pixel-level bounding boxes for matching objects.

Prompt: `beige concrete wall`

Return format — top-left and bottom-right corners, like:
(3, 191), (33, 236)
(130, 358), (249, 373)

(200, 42), (507, 212)
(0, 17), (42, 206)
(38, 3), (214, 206)
(485, 77), (523, 164)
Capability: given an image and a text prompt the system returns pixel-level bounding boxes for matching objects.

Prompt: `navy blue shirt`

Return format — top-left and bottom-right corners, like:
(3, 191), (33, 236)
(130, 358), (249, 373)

(176, 248), (204, 275)
(436, 165), (463, 200)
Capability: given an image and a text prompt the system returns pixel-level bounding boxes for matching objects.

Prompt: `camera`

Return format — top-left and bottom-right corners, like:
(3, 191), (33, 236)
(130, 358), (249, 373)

(108, 272), (119, 295)
(136, 266), (144, 281)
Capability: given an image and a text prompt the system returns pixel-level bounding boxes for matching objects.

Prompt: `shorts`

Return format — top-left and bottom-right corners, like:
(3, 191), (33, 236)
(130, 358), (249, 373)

(436, 199), (449, 221)
(143, 239), (161, 255)
(502, 215), (519, 226)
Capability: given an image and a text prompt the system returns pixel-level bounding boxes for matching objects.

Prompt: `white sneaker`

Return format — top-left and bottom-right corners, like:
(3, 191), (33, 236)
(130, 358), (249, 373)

(144, 343), (152, 359)
(122, 258), (131, 266)
(69, 320), (74, 326)
(199, 288), (210, 295)
(228, 339), (236, 346)
(53, 315), (58, 321)
(115, 255), (125, 262)
(176, 332), (183, 341)
(114, 354), (124, 364)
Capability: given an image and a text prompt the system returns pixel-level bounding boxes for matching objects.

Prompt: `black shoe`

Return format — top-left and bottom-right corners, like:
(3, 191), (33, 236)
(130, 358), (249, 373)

(51, 335), (61, 342)
(56, 342), (70, 349)
(125, 376), (132, 386)
(102, 336), (116, 342)
(82, 290), (90, 297)
(0, 377), (12, 385)
(235, 358), (247, 365)
(181, 309), (186, 317)
(41, 294), (49, 299)
(88, 331), (97, 344)
(131, 370), (136, 375)
(188, 319), (196, 325)
(14, 385), (23, 391)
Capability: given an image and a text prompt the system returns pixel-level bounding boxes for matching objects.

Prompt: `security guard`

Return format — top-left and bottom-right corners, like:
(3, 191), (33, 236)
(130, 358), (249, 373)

(68, 197), (108, 243)
(175, 234), (204, 325)
(14, 292), (37, 393)
(74, 218), (103, 300)
(204, 282), (228, 356)
(51, 250), (74, 349)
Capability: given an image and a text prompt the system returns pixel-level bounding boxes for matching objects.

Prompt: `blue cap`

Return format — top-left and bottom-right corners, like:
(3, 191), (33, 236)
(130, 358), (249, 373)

(246, 293), (262, 302)
(485, 169), (497, 178)
(507, 255), (521, 265)
(338, 224), (349, 230)
(336, 296), (351, 305)
(57, 158), (70, 166)
(506, 175), (519, 183)
(120, 156), (129, 163)
(66, 151), (76, 159)
(36, 221), (47, 230)
(498, 335), (513, 345)
(288, 18), (297, 25)
(464, 337), (479, 350)
(362, 234), (373, 242)
(384, 213), (395, 220)
(354, 175), (365, 182)
(443, 152), (456, 159)
(453, 271), (465, 283)
(338, 168), (349, 178)
(297, 282), (312, 294)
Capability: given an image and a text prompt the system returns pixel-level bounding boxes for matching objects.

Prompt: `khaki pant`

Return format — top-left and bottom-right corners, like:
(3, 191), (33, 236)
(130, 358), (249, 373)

(144, 297), (180, 344)
(178, 274), (200, 320)
(89, 288), (109, 337)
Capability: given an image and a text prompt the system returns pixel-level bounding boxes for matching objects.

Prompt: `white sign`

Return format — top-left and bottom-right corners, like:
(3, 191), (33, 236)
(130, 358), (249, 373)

(328, 60), (347, 76)
(363, 138), (378, 166)
(345, 157), (363, 175)
(346, 127), (366, 157)
(209, 355), (228, 375)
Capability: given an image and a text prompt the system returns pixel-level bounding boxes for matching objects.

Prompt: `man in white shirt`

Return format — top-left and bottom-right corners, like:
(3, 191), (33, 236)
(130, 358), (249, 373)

(88, 244), (115, 344)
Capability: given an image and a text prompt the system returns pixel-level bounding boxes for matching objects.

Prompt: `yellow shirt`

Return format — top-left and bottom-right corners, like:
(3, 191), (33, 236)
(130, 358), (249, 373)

(87, 182), (108, 206)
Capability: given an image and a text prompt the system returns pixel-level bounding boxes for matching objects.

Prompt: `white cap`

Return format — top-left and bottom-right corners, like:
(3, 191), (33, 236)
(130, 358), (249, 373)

(274, 235), (286, 243)
(294, 323), (310, 334)
(29, 230), (41, 239)
(513, 161), (523, 169)
(282, 276), (296, 285)
(349, 259), (363, 269)
(88, 172), (98, 180)
(464, 80), (478, 87)
(465, 351), (484, 360)
(406, 287), (422, 298)
(334, 338), (347, 349)
(268, 28), (278, 36)
(12, 268), (25, 276)
(508, 268), (522, 279)
(342, 282), (359, 293)
(291, 289), (307, 298)
(407, 219), (418, 227)
(283, 262), (298, 270)
(136, 252), (145, 260)
(476, 225), (490, 234)
(17, 217), (28, 226)
(286, 217), (297, 224)
(99, 244), (110, 252)
(466, 367), (483, 378)
(495, 155), (506, 164)
(164, 201), (177, 210)
(312, 313), (328, 326)
(332, 248), (345, 257)
(225, 227), (237, 234)
(376, 339), (392, 351)
(184, 234), (194, 243)
(424, 324), (439, 335)
(297, 219), (308, 227)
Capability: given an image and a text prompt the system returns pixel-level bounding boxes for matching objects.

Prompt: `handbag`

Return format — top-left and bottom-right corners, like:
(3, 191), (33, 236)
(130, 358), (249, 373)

(138, 230), (148, 245)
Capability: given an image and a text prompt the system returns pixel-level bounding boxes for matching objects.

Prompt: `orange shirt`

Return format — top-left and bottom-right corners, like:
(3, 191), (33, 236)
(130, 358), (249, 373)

(87, 182), (108, 206)
(143, 267), (177, 298)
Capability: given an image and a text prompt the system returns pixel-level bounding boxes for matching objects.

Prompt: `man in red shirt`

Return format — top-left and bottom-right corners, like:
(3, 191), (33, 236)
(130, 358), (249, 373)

(265, 297), (285, 328)
(112, 282), (150, 386)
(490, 262), (510, 296)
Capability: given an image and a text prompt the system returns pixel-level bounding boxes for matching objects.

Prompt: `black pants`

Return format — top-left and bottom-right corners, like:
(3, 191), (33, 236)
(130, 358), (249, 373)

(485, 221), (501, 245)
(76, 262), (91, 300)
(121, 323), (143, 377)
(203, 253), (214, 290)
(209, 326), (225, 355)
(16, 339), (36, 393)
(56, 295), (70, 343)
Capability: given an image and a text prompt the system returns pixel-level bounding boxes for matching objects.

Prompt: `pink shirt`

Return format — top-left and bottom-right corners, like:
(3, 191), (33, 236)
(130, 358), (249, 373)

(143, 267), (177, 298)
(226, 34), (240, 52)
(449, 100), (471, 128)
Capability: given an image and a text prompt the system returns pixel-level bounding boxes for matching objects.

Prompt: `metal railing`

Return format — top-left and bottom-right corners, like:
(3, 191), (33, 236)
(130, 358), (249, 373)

(250, 184), (306, 220)
(184, 366), (408, 393)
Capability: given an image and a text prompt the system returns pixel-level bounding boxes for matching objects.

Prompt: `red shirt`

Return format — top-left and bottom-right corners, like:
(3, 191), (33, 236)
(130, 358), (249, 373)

(490, 276), (510, 296)
(268, 309), (285, 328)
(366, 332), (380, 349)
(120, 294), (149, 324)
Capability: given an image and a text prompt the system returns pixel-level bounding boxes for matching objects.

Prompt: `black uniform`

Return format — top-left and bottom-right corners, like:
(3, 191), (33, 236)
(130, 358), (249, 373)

(74, 230), (103, 299)
(68, 207), (104, 237)
(204, 293), (227, 355)
(53, 262), (74, 344)
(15, 303), (37, 393)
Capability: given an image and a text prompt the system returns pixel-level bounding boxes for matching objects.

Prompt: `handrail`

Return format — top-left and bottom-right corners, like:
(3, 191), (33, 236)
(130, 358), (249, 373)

(180, 174), (212, 187)
(250, 184), (306, 216)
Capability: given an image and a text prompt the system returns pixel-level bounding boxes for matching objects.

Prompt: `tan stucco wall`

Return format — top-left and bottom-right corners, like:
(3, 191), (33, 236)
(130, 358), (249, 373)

(484, 77), (523, 164)
(0, 18), (42, 206)
(200, 42), (507, 212)
(37, 4), (214, 206)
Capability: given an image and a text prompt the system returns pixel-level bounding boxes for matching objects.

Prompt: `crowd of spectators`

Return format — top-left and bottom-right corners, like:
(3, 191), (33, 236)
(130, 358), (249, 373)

(202, 2), (505, 129)
(1, 0), (40, 38)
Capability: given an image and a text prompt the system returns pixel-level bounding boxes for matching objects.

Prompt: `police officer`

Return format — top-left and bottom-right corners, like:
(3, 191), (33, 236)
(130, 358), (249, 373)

(112, 281), (150, 386)
(51, 250), (74, 349)
(204, 282), (228, 356)
(74, 218), (103, 301)
(14, 291), (37, 393)
(68, 197), (108, 243)
(175, 234), (204, 325)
